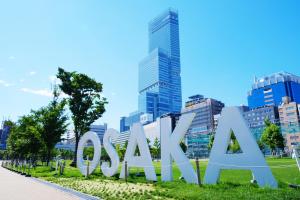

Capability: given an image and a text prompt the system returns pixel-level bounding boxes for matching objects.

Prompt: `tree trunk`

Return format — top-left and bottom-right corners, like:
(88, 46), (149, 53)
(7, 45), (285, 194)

(71, 135), (79, 167)
(46, 149), (51, 166)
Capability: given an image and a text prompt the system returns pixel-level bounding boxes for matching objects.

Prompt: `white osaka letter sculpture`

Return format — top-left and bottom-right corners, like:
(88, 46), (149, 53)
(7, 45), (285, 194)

(161, 113), (198, 184)
(120, 123), (157, 181)
(204, 107), (278, 188)
(101, 128), (120, 177)
(77, 131), (101, 176)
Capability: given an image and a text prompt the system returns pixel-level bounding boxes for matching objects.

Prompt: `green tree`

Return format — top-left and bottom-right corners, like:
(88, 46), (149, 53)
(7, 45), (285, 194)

(208, 133), (215, 150)
(257, 140), (265, 151)
(58, 149), (74, 160)
(83, 146), (94, 160)
(3, 120), (14, 127)
(180, 140), (187, 153)
(208, 130), (241, 153)
(101, 147), (109, 161)
(261, 118), (284, 155)
(152, 137), (160, 159)
(7, 114), (43, 163)
(35, 87), (68, 165)
(116, 141), (128, 161)
(0, 150), (8, 160)
(57, 67), (108, 166)
(227, 130), (241, 153)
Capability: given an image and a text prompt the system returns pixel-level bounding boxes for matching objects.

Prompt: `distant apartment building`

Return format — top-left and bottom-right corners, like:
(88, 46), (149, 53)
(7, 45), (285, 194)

(243, 106), (279, 140)
(213, 114), (221, 130)
(248, 72), (300, 109)
(181, 95), (224, 158)
(0, 121), (12, 150)
(120, 117), (129, 132)
(90, 123), (108, 143)
(121, 112), (155, 132)
(278, 96), (300, 151)
(55, 137), (76, 152)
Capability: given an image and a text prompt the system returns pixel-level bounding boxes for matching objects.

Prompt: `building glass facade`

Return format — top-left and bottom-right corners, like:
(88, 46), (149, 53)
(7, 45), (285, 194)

(243, 106), (279, 141)
(278, 97), (300, 151)
(90, 123), (107, 143)
(248, 72), (300, 109)
(0, 122), (11, 150)
(181, 95), (224, 158)
(138, 9), (182, 120)
(120, 117), (129, 132)
(120, 111), (144, 133)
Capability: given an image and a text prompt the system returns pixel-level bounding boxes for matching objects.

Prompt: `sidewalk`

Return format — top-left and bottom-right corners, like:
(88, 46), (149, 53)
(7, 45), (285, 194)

(0, 161), (82, 200)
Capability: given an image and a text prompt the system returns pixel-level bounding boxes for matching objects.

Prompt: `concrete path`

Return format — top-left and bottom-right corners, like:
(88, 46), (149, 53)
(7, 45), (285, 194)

(0, 162), (82, 200)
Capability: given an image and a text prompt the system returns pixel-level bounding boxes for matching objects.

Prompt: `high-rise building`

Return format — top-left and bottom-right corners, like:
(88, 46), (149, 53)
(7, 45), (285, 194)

(181, 95), (225, 158)
(138, 8), (182, 120)
(247, 72), (300, 109)
(0, 121), (12, 150)
(90, 123), (108, 142)
(278, 96), (300, 151)
(120, 117), (129, 132)
(119, 111), (144, 132)
(243, 106), (279, 140)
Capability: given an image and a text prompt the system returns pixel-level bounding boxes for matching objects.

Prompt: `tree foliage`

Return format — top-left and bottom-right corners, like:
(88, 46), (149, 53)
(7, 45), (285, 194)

(208, 133), (215, 150)
(3, 120), (14, 127)
(116, 141), (128, 161)
(6, 87), (68, 164)
(34, 88), (68, 165)
(180, 140), (187, 153)
(261, 118), (284, 154)
(151, 137), (160, 159)
(208, 130), (241, 153)
(57, 67), (108, 166)
(227, 130), (241, 153)
(58, 149), (74, 160)
(7, 113), (43, 162)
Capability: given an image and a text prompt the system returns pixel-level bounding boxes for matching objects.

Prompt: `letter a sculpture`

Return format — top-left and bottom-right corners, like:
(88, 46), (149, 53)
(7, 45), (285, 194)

(204, 107), (278, 188)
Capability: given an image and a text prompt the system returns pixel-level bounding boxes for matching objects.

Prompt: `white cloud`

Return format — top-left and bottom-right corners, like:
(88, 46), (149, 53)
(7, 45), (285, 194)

(8, 56), (15, 60)
(49, 75), (56, 82)
(0, 80), (13, 87)
(19, 79), (25, 83)
(48, 75), (61, 84)
(21, 88), (52, 97)
(29, 71), (37, 76)
(20, 87), (68, 98)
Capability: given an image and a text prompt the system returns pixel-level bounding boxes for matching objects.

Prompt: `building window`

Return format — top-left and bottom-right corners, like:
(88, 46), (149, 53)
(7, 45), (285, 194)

(286, 112), (295, 116)
(286, 106), (295, 111)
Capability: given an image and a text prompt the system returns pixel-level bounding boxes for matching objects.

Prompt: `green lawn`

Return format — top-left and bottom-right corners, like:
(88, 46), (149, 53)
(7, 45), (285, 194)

(20, 158), (300, 199)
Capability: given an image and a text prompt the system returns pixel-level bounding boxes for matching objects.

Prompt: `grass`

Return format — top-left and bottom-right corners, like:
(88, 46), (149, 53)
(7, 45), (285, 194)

(8, 158), (300, 199)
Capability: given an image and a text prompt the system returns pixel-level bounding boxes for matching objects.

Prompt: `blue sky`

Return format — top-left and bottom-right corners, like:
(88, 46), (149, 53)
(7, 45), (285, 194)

(0, 0), (299, 130)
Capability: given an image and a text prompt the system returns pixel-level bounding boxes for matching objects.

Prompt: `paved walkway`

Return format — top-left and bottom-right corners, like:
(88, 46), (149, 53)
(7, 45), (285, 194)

(0, 162), (82, 200)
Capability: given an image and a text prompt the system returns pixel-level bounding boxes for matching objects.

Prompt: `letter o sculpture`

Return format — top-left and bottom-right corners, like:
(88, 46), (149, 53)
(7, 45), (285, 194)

(77, 131), (101, 176)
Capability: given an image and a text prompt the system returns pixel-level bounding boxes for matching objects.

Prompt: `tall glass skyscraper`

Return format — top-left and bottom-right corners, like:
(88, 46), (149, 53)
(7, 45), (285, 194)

(138, 8), (182, 120)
